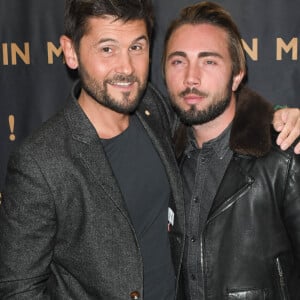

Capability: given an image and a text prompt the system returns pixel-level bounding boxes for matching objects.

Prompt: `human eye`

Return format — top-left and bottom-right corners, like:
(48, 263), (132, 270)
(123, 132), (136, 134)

(129, 42), (147, 55)
(170, 58), (184, 66)
(101, 46), (113, 54)
(130, 44), (142, 51)
(205, 59), (217, 65)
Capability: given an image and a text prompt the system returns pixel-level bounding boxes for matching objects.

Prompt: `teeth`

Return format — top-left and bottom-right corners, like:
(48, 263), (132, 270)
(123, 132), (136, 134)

(113, 82), (131, 86)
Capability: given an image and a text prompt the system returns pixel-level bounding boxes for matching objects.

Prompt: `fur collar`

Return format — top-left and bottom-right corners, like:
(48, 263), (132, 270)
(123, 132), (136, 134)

(173, 86), (274, 158)
(230, 86), (274, 157)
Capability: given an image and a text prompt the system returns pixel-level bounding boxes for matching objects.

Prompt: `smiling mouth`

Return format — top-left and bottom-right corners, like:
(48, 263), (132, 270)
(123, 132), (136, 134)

(109, 81), (136, 88)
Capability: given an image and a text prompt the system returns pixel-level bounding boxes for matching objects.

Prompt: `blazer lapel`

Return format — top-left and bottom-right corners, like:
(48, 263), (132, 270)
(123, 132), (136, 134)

(207, 157), (255, 222)
(137, 101), (182, 191)
(63, 83), (183, 224)
(135, 93), (184, 224)
(63, 97), (129, 217)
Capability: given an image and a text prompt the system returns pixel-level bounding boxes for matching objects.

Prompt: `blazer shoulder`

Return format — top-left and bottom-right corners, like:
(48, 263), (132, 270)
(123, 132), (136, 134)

(15, 108), (69, 158)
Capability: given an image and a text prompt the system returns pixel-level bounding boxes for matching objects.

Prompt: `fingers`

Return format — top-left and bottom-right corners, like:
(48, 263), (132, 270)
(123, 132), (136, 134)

(275, 108), (300, 153)
(273, 109), (288, 132)
(294, 142), (300, 154)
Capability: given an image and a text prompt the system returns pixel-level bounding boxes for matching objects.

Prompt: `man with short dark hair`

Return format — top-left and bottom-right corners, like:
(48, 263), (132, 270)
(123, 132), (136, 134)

(0, 1), (184, 299)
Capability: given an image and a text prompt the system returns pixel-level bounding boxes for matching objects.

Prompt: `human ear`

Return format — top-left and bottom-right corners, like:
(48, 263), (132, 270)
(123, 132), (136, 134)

(232, 71), (244, 92)
(60, 35), (79, 70)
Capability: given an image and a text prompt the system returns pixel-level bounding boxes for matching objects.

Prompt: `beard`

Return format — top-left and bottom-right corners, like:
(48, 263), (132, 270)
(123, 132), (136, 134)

(169, 78), (233, 126)
(78, 62), (146, 114)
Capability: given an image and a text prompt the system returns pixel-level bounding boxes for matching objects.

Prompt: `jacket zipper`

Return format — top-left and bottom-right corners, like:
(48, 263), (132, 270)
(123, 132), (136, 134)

(207, 182), (253, 224)
(275, 257), (289, 300)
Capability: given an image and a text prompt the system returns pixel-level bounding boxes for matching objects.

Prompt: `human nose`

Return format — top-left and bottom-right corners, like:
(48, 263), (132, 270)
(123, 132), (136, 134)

(115, 51), (134, 75)
(183, 62), (200, 87)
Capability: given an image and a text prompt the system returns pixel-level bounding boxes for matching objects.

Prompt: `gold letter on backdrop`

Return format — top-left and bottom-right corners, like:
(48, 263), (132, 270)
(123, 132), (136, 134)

(277, 38), (298, 60)
(242, 38), (258, 61)
(47, 42), (63, 64)
(2, 43), (9, 65)
(11, 43), (30, 65)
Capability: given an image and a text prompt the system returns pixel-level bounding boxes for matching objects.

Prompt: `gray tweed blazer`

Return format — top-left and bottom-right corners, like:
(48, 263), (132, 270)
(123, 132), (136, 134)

(0, 82), (185, 300)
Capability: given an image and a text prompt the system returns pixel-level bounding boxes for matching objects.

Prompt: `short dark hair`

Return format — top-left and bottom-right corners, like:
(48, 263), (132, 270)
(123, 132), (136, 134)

(163, 1), (246, 77)
(64, 0), (154, 50)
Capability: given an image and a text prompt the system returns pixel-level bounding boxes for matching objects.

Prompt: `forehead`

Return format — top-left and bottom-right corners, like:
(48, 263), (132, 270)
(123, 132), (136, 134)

(167, 23), (229, 54)
(84, 15), (148, 43)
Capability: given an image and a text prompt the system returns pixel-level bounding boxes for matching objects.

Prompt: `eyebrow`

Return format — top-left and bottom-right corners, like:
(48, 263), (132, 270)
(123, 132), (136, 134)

(167, 51), (223, 60)
(97, 35), (148, 45)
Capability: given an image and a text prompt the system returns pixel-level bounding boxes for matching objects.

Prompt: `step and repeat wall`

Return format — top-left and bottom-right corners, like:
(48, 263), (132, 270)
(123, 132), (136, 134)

(0, 0), (299, 189)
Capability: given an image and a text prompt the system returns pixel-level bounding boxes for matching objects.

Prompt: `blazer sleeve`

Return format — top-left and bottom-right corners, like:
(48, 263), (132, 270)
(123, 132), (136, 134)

(0, 148), (55, 299)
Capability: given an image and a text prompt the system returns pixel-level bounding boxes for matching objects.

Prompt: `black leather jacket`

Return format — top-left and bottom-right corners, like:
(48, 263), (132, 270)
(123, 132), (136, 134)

(176, 87), (300, 299)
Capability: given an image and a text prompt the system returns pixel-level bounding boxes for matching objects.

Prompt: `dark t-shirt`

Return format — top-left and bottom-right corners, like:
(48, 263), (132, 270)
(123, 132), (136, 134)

(102, 115), (175, 300)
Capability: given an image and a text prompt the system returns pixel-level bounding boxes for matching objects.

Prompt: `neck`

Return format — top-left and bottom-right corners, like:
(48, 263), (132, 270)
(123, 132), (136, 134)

(192, 95), (236, 148)
(78, 89), (130, 139)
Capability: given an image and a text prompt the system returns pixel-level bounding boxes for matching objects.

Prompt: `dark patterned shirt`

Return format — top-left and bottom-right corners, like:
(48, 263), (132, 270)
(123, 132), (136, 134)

(181, 124), (233, 300)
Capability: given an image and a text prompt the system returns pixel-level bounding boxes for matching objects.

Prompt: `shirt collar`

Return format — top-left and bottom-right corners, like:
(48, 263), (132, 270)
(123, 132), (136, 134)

(184, 123), (232, 159)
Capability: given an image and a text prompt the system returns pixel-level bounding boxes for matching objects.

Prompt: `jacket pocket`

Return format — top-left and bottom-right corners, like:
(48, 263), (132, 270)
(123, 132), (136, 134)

(275, 257), (289, 300)
(227, 288), (269, 299)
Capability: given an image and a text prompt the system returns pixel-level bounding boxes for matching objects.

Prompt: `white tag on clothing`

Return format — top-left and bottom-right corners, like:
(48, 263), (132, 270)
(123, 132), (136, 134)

(168, 207), (174, 226)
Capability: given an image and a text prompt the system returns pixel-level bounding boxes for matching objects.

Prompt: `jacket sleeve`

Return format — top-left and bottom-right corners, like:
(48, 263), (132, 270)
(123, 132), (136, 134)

(283, 150), (300, 269)
(0, 148), (54, 299)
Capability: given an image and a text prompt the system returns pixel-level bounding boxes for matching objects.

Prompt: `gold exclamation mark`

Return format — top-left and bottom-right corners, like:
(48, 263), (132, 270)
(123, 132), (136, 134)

(8, 114), (16, 141)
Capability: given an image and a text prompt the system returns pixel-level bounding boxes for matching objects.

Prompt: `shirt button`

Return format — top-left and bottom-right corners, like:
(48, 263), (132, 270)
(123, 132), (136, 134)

(191, 237), (196, 242)
(193, 197), (199, 203)
(130, 291), (140, 299)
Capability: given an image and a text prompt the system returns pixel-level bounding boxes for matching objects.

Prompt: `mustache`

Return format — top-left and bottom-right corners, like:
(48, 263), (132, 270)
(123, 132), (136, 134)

(179, 87), (208, 98)
(106, 74), (138, 84)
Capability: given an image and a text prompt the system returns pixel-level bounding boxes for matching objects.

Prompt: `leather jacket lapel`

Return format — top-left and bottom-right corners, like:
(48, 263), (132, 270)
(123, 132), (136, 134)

(208, 157), (255, 222)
